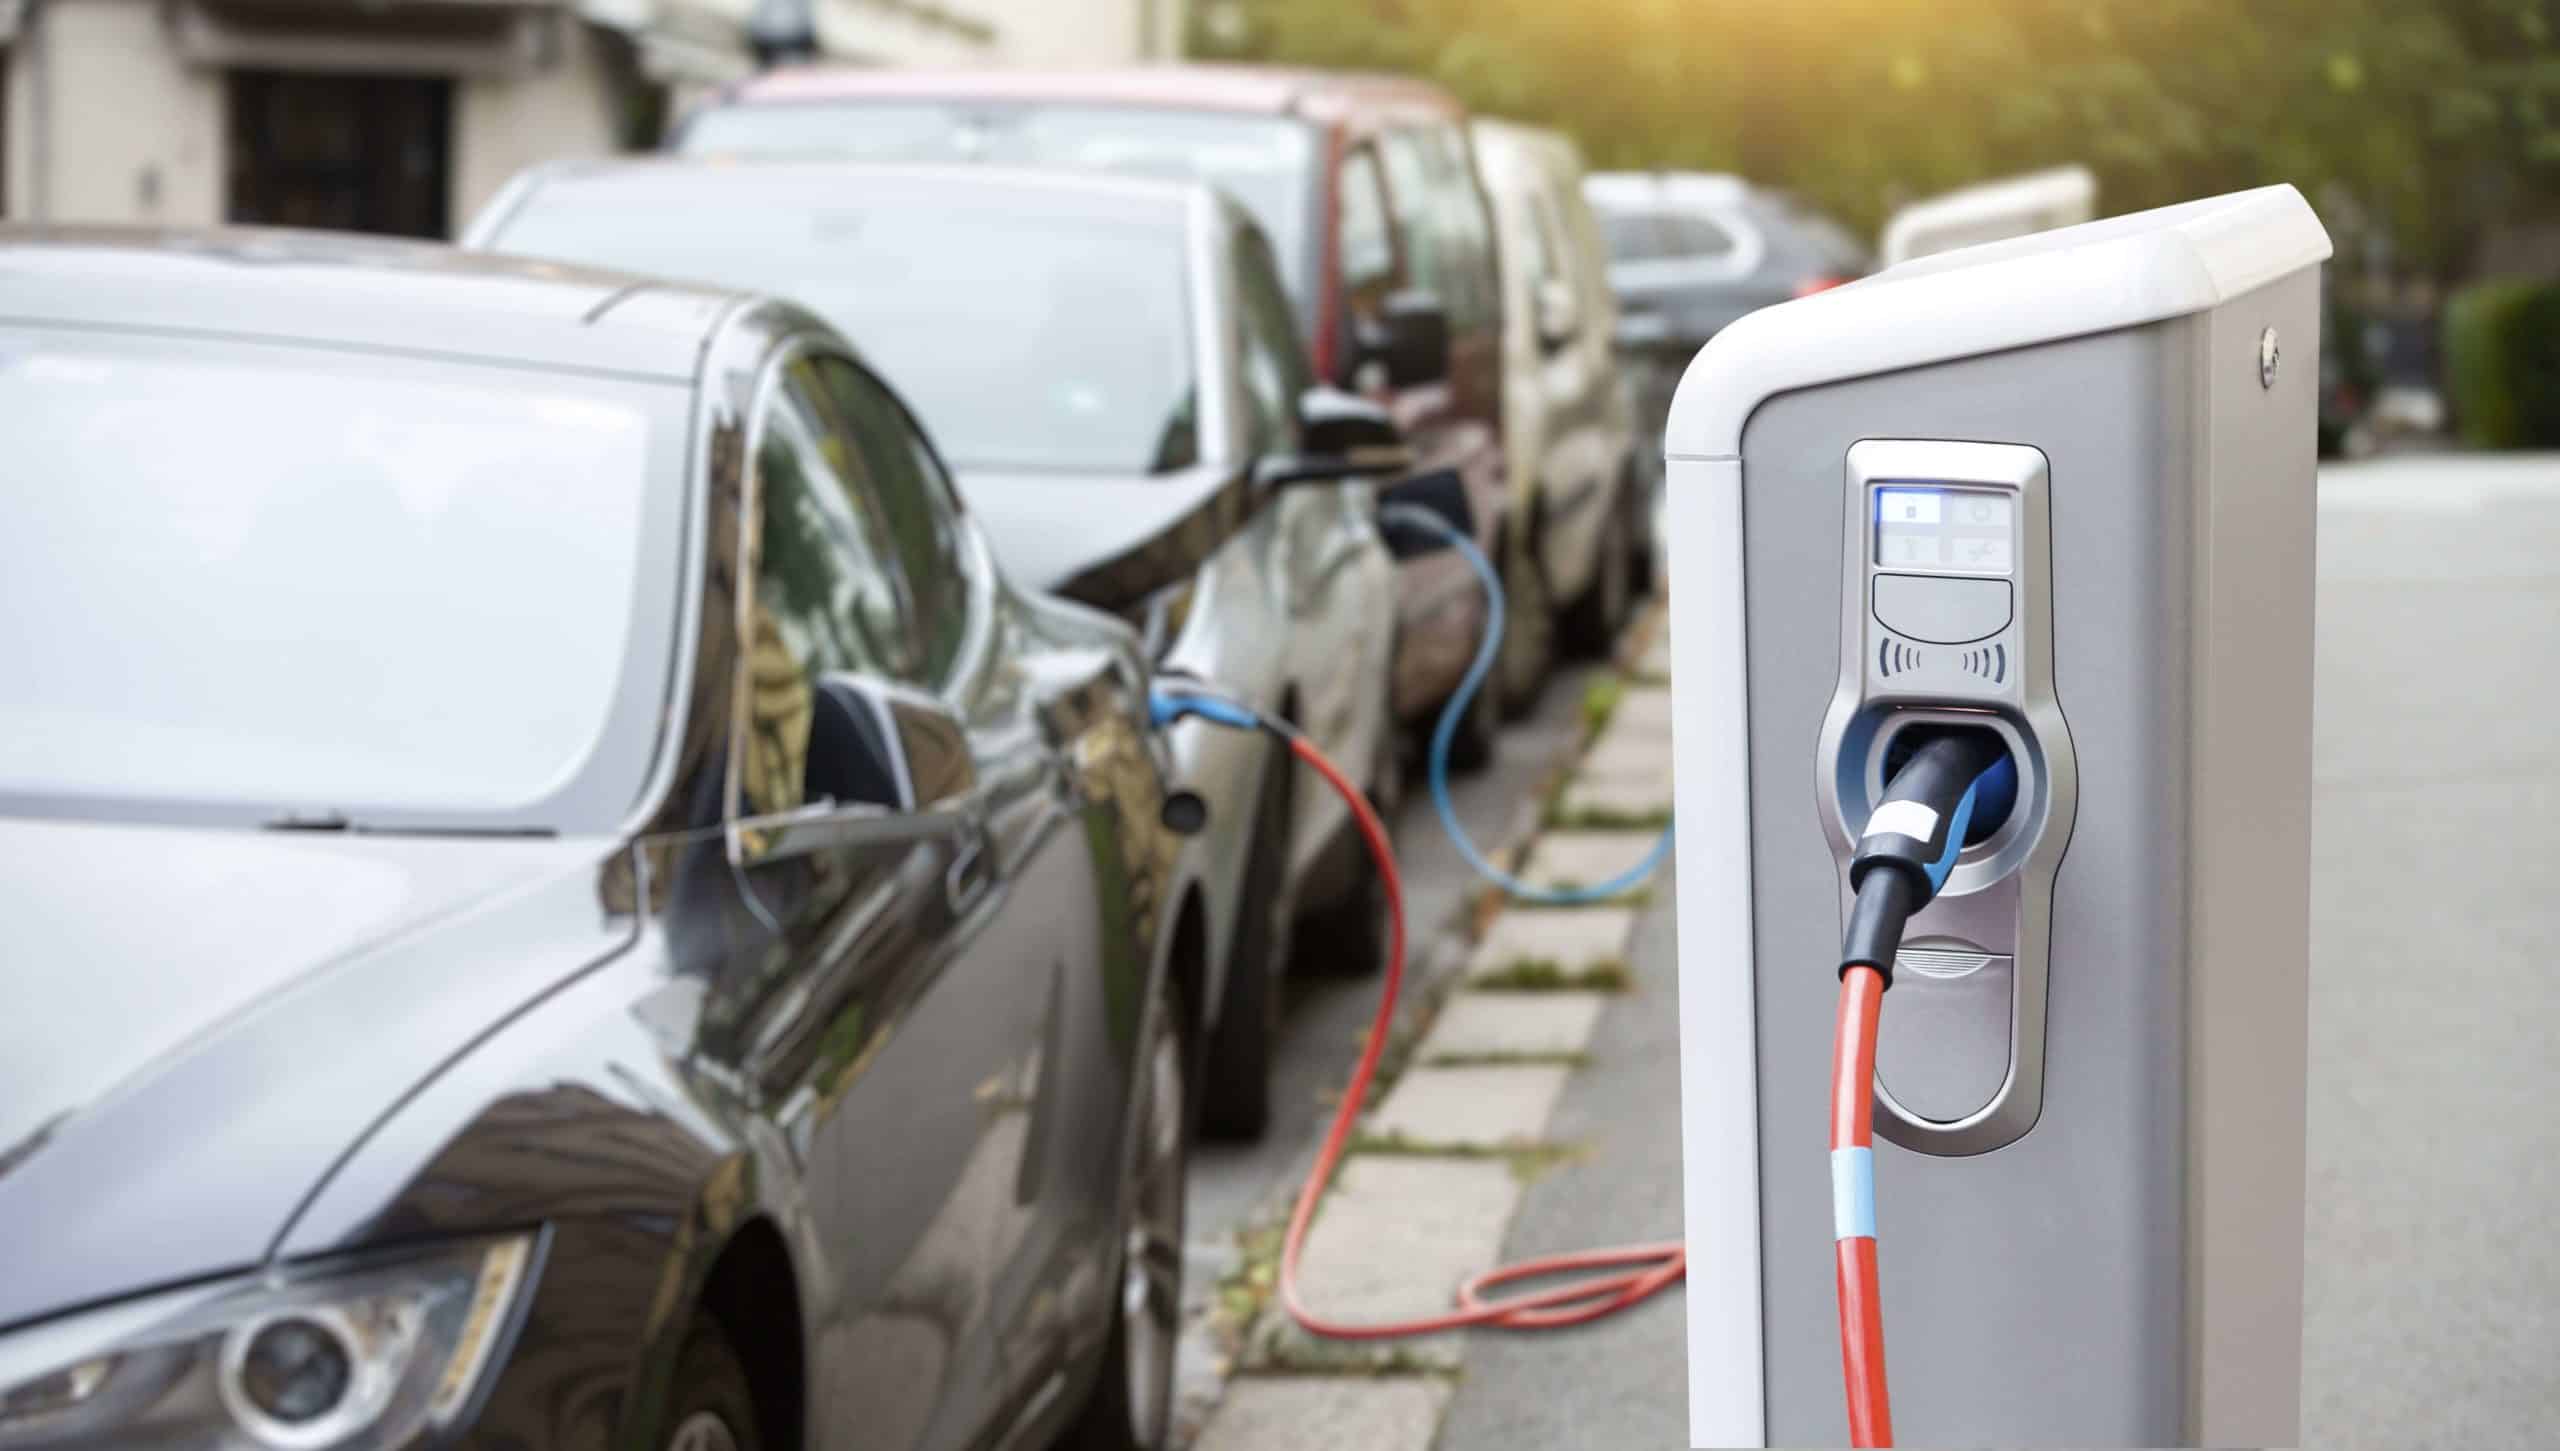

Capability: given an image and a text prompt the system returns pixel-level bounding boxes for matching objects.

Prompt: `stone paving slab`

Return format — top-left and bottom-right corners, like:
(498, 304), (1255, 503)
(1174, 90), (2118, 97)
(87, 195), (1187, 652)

(1192, 1376), (1451, 1451)
(1364, 1064), (1574, 1149)
(1574, 729), (1675, 787)
(1553, 773), (1674, 824)
(1520, 831), (1665, 898)
(1602, 686), (1675, 740)
(1253, 1156), (1523, 1370)
(1466, 906), (1639, 980)
(1638, 627), (1671, 678)
(1415, 993), (1608, 1061)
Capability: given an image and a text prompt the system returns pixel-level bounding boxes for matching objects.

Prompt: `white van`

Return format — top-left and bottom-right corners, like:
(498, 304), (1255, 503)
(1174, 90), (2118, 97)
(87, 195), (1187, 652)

(1469, 118), (1643, 708)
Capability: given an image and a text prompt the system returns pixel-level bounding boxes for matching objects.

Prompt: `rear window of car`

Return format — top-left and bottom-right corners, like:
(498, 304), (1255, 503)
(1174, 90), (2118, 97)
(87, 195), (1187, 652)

(679, 100), (1320, 305)
(488, 178), (1197, 477)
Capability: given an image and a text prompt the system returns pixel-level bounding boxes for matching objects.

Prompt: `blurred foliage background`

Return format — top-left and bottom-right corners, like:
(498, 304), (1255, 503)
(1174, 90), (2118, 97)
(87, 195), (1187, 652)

(1195, 0), (2560, 278)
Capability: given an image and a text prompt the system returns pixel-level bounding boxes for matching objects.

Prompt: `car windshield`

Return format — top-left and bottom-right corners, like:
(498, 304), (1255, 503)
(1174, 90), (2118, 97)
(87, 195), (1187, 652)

(680, 101), (1318, 302)
(490, 179), (1198, 475)
(0, 334), (678, 831)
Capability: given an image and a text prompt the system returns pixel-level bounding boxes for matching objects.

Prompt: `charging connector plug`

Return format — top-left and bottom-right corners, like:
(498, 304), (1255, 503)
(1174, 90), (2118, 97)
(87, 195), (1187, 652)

(1841, 732), (2014, 986)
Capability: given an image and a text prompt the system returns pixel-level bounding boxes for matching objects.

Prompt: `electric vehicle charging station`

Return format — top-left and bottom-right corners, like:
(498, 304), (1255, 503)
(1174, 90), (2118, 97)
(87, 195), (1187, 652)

(1666, 186), (2332, 1447)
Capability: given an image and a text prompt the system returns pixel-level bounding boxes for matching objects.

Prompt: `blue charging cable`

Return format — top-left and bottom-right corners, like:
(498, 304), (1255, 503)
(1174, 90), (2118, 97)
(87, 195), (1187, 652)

(1379, 504), (1673, 905)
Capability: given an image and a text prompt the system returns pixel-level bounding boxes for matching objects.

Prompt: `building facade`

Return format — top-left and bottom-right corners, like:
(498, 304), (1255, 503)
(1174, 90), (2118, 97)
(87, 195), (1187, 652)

(0, 0), (1184, 236)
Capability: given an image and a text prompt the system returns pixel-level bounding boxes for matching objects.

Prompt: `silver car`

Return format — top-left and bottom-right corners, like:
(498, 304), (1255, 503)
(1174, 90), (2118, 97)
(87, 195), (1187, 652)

(467, 161), (1407, 1139)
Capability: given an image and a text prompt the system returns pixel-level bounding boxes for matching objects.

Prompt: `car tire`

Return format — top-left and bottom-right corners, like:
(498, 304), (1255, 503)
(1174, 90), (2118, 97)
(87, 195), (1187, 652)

(1440, 666), (1500, 774)
(1063, 974), (1188, 1451)
(1624, 474), (1659, 602)
(1299, 731), (1399, 979)
(1197, 747), (1292, 1141)
(1493, 527), (1555, 720)
(1562, 492), (1633, 659)
(662, 1320), (765, 1451)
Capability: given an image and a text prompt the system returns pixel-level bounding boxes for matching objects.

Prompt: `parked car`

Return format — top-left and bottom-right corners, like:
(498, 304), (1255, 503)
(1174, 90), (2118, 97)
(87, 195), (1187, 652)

(1582, 170), (1871, 576)
(671, 64), (1522, 767)
(1879, 165), (2097, 266)
(467, 159), (1408, 1139)
(1469, 118), (1644, 695)
(0, 230), (1204, 1451)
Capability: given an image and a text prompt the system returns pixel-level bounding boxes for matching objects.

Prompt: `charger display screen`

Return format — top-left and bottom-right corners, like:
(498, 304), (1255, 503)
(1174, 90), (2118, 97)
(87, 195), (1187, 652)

(1875, 486), (2014, 575)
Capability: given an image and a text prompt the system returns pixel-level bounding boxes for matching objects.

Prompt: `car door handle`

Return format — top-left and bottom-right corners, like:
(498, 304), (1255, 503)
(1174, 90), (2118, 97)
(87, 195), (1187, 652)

(945, 830), (992, 914)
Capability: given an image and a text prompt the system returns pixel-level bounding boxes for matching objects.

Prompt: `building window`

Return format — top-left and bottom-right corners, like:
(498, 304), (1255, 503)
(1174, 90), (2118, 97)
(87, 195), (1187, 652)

(227, 70), (451, 238)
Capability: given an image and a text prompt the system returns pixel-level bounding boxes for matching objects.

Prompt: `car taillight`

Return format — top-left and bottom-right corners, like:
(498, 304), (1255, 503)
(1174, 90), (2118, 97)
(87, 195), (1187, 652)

(1793, 274), (1848, 298)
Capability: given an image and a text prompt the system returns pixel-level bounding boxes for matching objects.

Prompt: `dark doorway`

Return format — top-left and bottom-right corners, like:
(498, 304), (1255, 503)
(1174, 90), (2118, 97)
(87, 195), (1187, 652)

(227, 71), (451, 238)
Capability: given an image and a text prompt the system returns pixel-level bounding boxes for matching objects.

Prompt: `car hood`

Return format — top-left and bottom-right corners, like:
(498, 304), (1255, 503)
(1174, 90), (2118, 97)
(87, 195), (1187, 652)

(0, 817), (633, 1331)
(958, 462), (1252, 609)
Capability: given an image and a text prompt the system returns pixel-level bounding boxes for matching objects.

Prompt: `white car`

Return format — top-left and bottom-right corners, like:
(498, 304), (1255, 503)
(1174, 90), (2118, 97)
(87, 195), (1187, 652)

(466, 161), (1410, 1139)
(1471, 119), (1645, 696)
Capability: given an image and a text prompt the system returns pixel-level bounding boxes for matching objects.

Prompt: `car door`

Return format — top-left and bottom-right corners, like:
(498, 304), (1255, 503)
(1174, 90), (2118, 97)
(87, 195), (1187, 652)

(706, 347), (1030, 1451)
(806, 352), (1152, 1440)
(1519, 177), (1615, 600)
(1233, 218), (1395, 871)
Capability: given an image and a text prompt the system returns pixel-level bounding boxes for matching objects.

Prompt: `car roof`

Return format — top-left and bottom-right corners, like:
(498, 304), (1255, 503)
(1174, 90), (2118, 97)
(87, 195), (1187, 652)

(0, 226), (745, 383)
(1582, 170), (1755, 210)
(492, 156), (1208, 230)
(714, 61), (1465, 126)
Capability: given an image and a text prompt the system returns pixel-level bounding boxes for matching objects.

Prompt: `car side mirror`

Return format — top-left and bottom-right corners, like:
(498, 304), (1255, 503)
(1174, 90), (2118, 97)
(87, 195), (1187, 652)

(1377, 466), (1476, 561)
(1535, 277), (1583, 350)
(1254, 385), (1413, 488)
(1356, 289), (1451, 388)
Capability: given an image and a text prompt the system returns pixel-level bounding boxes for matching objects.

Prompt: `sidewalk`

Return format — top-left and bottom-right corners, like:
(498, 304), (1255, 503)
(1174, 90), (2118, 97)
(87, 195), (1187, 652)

(1189, 623), (1685, 1451)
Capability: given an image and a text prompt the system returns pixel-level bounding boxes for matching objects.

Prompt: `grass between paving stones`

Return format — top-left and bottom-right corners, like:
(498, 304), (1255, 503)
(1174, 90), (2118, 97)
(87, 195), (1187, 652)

(1544, 802), (1675, 832)
(1347, 1131), (1586, 1185)
(1469, 959), (1633, 993)
(1580, 675), (1624, 736)
(1416, 1049), (1593, 1070)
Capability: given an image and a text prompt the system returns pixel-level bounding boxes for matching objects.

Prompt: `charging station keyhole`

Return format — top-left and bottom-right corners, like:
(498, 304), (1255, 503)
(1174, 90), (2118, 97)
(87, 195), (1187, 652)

(1883, 726), (2019, 846)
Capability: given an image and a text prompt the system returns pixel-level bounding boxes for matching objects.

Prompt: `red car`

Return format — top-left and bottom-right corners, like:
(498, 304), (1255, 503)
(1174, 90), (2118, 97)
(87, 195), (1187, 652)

(675, 64), (1520, 766)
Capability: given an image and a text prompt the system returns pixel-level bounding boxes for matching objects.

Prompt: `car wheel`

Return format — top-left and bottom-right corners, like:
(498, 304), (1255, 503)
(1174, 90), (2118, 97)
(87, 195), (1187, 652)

(1628, 476), (1660, 601)
(1063, 976), (1188, 1451)
(662, 1321), (764, 1451)
(1493, 527), (1555, 720)
(1198, 747), (1292, 1141)
(1299, 730), (1399, 978)
(1562, 494), (1633, 659)
(1440, 662), (1500, 775)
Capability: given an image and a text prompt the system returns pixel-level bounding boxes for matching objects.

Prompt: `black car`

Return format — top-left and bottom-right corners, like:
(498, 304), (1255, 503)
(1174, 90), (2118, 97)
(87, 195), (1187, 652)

(0, 231), (1201, 1451)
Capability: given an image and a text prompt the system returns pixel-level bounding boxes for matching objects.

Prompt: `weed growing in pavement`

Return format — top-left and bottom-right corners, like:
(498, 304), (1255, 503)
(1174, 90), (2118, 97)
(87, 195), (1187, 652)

(1417, 1050), (1594, 1070)
(1580, 675), (1625, 736)
(1470, 959), (1633, 993)
(1346, 1131), (1585, 1182)
(1545, 803), (1675, 832)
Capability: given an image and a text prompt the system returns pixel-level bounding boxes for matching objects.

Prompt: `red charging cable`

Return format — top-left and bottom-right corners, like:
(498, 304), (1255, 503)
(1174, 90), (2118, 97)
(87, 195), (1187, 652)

(1831, 965), (1893, 1447)
(1274, 731), (1686, 1340)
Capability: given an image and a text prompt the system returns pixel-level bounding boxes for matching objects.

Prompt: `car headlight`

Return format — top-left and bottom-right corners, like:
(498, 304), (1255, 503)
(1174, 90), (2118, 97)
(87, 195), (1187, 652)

(0, 1234), (538, 1450)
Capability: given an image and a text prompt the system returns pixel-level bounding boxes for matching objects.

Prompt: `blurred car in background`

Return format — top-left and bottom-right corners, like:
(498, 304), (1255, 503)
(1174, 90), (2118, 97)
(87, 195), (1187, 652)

(1878, 164), (2097, 266)
(671, 64), (1525, 768)
(469, 159), (1411, 1139)
(1469, 117), (1643, 701)
(0, 230), (1202, 1451)
(1582, 170), (1872, 570)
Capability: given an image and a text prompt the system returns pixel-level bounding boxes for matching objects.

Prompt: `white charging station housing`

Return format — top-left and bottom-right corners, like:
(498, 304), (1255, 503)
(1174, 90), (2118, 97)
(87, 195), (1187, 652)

(1665, 186), (2330, 1448)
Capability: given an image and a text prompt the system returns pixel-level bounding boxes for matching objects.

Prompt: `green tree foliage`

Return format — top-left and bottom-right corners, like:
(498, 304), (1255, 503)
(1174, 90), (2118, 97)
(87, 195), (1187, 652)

(1197, 0), (2560, 272)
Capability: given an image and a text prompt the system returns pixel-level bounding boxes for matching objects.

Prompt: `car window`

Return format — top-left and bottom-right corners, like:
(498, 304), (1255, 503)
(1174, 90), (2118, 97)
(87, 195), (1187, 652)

(809, 355), (975, 687)
(1596, 205), (1665, 262)
(1664, 209), (1739, 261)
(1376, 131), (1446, 303)
(1336, 144), (1396, 294)
(1235, 223), (1313, 453)
(738, 359), (916, 817)
(1378, 125), (1501, 333)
